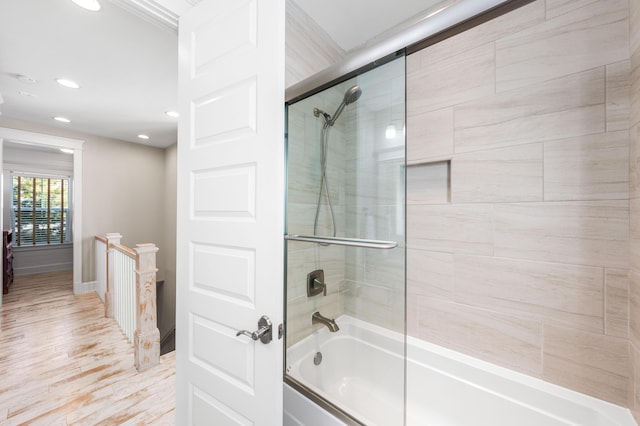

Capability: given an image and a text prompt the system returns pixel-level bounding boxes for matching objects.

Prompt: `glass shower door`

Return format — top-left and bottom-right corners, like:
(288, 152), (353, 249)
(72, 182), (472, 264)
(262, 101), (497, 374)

(284, 56), (406, 425)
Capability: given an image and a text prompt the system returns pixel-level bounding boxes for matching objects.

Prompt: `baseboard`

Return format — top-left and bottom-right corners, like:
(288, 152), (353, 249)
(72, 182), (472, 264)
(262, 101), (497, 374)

(76, 280), (98, 295)
(161, 326), (176, 344)
(14, 262), (73, 276)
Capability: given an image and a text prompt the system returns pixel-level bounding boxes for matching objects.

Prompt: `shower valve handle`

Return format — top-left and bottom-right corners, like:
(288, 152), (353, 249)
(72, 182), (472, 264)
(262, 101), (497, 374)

(314, 278), (327, 296)
(236, 315), (273, 344)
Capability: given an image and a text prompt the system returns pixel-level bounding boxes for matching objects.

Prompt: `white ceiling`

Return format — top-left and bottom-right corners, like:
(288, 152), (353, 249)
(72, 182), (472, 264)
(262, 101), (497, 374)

(0, 0), (444, 149)
(0, 0), (178, 148)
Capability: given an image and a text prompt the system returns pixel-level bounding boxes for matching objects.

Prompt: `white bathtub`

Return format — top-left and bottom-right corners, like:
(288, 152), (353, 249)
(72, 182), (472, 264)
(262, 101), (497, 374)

(284, 316), (636, 426)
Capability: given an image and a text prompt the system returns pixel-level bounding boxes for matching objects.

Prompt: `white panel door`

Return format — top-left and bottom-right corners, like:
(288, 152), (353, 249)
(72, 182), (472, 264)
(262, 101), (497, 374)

(175, 0), (285, 424)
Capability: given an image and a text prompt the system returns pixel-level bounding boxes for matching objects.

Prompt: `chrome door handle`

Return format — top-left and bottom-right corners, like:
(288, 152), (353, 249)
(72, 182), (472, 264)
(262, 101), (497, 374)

(236, 315), (273, 344)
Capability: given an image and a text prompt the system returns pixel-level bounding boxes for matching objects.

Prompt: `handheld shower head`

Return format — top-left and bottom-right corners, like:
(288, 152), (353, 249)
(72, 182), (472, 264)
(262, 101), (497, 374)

(313, 85), (362, 127)
(312, 84), (362, 239)
(343, 85), (362, 105)
(329, 85), (362, 126)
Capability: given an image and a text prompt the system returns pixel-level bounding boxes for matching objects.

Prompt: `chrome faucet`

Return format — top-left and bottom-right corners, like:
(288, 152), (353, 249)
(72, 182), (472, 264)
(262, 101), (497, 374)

(312, 311), (339, 332)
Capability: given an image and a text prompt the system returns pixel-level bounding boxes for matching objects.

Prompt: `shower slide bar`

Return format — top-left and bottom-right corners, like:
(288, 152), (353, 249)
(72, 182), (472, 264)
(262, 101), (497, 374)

(284, 234), (398, 250)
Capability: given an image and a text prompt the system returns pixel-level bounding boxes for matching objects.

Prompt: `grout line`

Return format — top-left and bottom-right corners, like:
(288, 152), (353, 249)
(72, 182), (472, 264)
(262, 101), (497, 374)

(605, 64), (609, 133)
(604, 267), (608, 336)
(540, 321), (545, 378)
(542, 141), (545, 202)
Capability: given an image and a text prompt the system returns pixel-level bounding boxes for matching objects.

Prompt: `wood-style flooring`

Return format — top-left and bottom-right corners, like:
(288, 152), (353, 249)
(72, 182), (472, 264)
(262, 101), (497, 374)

(0, 271), (176, 425)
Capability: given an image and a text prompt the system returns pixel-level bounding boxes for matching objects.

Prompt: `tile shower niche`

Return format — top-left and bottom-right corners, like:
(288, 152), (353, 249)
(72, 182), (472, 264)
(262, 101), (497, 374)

(407, 160), (451, 205)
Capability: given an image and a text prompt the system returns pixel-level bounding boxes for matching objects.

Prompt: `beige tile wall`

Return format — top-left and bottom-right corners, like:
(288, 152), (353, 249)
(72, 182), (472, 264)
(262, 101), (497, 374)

(543, 325), (628, 404)
(285, 0), (344, 88)
(285, 37), (406, 345)
(451, 143), (543, 203)
(342, 59), (406, 333)
(408, 0), (631, 406)
(606, 268), (629, 339)
(454, 68), (606, 153)
(628, 0), (640, 420)
(543, 131), (629, 201)
(286, 87), (349, 346)
(285, 2), (346, 346)
(495, 0), (628, 92)
(417, 297), (543, 375)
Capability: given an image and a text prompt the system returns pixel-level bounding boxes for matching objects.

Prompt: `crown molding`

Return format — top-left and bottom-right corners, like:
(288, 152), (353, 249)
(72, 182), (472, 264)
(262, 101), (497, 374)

(107, 0), (200, 32)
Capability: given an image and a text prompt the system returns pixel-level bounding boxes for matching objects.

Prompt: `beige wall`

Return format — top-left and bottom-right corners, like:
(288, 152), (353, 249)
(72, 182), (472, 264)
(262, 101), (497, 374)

(629, 0), (640, 420)
(0, 117), (170, 285)
(407, 0), (630, 406)
(158, 143), (177, 339)
(82, 131), (165, 282)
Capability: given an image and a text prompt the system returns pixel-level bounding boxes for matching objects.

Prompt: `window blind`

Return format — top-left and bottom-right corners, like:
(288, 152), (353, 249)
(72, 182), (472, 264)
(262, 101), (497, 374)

(11, 174), (71, 246)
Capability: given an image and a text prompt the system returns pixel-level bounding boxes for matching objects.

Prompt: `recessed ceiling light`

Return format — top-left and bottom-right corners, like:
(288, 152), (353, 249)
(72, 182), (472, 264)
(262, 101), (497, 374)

(165, 111), (179, 118)
(53, 116), (71, 123)
(60, 148), (74, 154)
(71, 0), (101, 11)
(137, 134), (150, 140)
(56, 78), (80, 89)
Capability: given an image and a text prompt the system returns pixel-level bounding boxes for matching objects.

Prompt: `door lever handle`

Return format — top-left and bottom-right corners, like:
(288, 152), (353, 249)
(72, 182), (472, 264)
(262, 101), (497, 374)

(236, 315), (273, 344)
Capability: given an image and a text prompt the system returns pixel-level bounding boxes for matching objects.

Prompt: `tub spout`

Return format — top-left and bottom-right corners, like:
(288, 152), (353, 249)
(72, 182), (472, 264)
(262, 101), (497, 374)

(312, 311), (339, 332)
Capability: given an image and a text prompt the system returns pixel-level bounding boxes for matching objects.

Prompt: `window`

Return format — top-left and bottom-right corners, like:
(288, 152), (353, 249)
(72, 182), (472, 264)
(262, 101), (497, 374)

(11, 174), (71, 246)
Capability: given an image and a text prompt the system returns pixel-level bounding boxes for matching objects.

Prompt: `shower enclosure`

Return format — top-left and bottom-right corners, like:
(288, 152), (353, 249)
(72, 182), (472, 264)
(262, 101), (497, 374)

(284, 57), (406, 424)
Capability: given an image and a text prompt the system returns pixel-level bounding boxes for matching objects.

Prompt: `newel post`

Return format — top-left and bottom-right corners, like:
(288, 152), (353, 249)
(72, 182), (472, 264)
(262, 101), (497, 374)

(104, 233), (122, 318)
(133, 243), (160, 371)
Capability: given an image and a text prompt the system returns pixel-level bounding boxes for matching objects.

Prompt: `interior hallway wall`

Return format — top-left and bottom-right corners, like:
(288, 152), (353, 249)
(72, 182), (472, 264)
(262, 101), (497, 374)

(158, 143), (177, 340)
(627, 0), (640, 420)
(81, 129), (165, 282)
(0, 117), (169, 286)
(407, 0), (630, 406)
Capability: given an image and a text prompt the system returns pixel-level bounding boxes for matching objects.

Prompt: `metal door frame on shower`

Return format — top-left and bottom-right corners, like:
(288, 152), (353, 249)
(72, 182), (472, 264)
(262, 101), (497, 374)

(285, 0), (535, 105)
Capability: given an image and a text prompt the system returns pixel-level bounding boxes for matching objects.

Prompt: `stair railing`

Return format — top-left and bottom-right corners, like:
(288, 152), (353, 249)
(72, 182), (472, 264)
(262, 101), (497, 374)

(95, 234), (160, 371)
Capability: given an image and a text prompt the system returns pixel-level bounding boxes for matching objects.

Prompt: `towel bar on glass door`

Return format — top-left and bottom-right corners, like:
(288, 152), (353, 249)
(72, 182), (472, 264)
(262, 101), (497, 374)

(284, 234), (398, 249)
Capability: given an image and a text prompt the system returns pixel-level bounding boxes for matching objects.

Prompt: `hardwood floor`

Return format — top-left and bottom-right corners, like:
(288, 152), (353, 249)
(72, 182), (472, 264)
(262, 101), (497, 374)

(0, 271), (176, 425)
